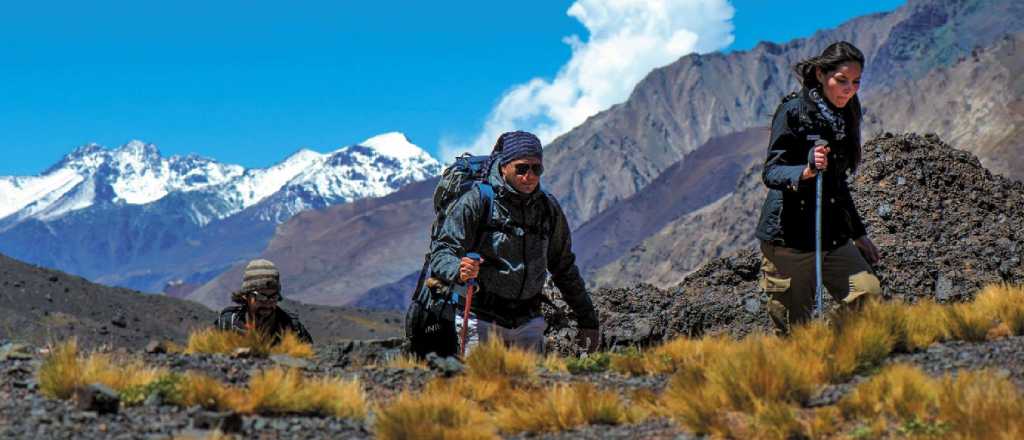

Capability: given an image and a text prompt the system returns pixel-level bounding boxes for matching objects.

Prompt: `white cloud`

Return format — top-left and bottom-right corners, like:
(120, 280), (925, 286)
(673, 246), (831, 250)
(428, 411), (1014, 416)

(442, 0), (735, 158)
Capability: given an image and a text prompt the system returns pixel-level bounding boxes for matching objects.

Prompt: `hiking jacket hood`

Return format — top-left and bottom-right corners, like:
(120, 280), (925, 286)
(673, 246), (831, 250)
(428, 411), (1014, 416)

(755, 87), (868, 251)
(429, 159), (599, 329)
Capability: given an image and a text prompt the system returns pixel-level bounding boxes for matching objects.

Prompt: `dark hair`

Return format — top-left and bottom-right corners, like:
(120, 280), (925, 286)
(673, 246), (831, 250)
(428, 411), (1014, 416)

(793, 41), (865, 89)
(794, 41), (865, 172)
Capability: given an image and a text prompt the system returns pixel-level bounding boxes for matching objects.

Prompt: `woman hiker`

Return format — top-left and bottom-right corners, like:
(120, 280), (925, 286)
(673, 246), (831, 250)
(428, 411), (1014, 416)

(755, 41), (882, 334)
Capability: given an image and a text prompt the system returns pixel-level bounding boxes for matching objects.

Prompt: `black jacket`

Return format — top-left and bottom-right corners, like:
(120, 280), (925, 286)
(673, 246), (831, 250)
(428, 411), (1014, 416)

(429, 160), (599, 329)
(755, 87), (868, 251)
(215, 305), (313, 344)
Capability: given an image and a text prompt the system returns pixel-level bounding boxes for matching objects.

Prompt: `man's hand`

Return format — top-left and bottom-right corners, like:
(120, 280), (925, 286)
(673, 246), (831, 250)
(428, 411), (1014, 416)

(854, 235), (881, 265)
(458, 256), (483, 283)
(576, 327), (601, 353)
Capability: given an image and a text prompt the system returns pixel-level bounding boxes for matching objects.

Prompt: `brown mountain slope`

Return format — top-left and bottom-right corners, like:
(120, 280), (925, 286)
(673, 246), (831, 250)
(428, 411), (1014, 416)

(573, 127), (767, 275)
(0, 251), (401, 348)
(188, 178), (436, 308)
(864, 32), (1024, 179)
(0, 253), (212, 349)
(592, 163), (765, 288)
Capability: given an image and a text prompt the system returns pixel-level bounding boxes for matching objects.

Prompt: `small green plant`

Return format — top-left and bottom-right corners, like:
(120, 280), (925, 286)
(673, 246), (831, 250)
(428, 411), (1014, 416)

(120, 373), (184, 406)
(565, 353), (610, 374)
(897, 418), (949, 437)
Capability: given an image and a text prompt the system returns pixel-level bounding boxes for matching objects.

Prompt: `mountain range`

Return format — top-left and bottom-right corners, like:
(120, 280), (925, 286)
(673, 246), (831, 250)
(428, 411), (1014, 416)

(0, 133), (441, 295)
(183, 0), (1024, 310)
(1, 0), (1020, 311)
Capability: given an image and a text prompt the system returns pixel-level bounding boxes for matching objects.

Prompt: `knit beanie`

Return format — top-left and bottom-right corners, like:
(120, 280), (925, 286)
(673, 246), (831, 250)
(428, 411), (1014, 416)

(494, 131), (543, 166)
(232, 259), (281, 304)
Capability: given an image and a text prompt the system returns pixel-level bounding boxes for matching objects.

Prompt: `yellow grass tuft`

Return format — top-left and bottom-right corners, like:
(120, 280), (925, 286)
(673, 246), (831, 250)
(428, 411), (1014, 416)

(800, 406), (842, 439)
(270, 331), (315, 358)
(938, 369), (1024, 439)
(175, 371), (242, 411)
(540, 353), (568, 373)
(425, 376), (512, 410)
(38, 339), (168, 400)
(609, 347), (648, 376)
(184, 328), (313, 358)
(973, 284), (1024, 335)
(646, 335), (732, 377)
(903, 299), (951, 350)
(840, 363), (939, 421)
(241, 367), (366, 420)
(38, 339), (85, 399)
(946, 302), (998, 342)
(384, 354), (428, 370)
(827, 309), (896, 380)
(661, 334), (822, 435)
(493, 383), (645, 434)
(465, 337), (537, 380)
(375, 391), (497, 440)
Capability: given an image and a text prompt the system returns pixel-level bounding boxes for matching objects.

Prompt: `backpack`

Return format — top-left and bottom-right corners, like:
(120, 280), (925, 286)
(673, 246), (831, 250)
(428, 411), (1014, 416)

(404, 153), (496, 359)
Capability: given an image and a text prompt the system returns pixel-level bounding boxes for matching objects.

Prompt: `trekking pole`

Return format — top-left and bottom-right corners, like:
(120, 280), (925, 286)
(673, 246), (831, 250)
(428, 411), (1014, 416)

(460, 252), (482, 358)
(814, 140), (828, 319)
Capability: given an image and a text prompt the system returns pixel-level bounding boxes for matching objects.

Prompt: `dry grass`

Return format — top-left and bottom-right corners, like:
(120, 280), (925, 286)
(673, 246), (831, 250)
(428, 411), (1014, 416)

(645, 335), (732, 377)
(609, 348), (647, 376)
(938, 369), (1024, 439)
(374, 391), (497, 440)
(903, 299), (951, 350)
(827, 311), (896, 381)
(184, 328), (313, 358)
(840, 363), (939, 421)
(38, 339), (167, 400)
(383, 354), (428, 370)
(241, 367), (366, 420)
(946, 302), (998, 342)
(271, 331), (315, 358)
(38, 339), (363, 419)
(465, 337), (537, 380)
(660, 334), (823, 435)
(493, 383), (646, 434)
(424, 376), (512, 410)
(540, 353), (568, 373)
(175, 372), (242, 411)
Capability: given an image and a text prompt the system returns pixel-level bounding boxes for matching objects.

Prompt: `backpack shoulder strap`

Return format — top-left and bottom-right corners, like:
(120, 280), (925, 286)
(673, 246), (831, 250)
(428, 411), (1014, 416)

(474, 181), (495, 248)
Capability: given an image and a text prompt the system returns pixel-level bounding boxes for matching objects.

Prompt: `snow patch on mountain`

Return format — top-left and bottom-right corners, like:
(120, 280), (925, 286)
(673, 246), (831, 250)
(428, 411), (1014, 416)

(0, 168), (84, 219)
(0, 133), (441, 228)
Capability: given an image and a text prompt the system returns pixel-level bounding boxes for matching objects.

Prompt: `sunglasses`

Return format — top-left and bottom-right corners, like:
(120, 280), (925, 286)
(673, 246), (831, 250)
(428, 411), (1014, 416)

(247, 290), (279, 303)
(513, 163), (544, 177)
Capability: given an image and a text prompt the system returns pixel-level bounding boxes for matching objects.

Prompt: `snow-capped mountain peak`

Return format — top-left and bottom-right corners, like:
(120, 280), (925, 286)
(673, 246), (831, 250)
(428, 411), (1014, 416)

(0, 133), (442, 228)
(359, 132), (429, 161)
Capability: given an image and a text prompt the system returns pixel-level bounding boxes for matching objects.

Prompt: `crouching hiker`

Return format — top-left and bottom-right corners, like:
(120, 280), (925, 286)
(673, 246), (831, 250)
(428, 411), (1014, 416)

(410, 130), (600, 357)
(215, 259), (313, 344)
(756, 42), (882, 334)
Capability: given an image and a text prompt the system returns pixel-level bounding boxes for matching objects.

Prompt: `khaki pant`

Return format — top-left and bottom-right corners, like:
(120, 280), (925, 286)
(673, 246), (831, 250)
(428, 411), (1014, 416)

(456, 313), (546, 354)
(760, 240), (881, 333)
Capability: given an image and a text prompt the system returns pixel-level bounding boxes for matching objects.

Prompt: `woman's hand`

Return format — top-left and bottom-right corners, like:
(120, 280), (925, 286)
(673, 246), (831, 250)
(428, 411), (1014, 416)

(854, 235), (881, 264)
(801, 144), (830, 180)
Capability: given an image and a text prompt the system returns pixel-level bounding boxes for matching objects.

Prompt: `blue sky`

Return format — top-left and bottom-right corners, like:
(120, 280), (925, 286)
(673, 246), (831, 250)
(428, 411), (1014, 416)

(0, 0), (904, 175)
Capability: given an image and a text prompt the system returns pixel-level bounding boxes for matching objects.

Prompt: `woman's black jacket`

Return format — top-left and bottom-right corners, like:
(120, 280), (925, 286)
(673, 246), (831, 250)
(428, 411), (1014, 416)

(754, 87), (868, 251)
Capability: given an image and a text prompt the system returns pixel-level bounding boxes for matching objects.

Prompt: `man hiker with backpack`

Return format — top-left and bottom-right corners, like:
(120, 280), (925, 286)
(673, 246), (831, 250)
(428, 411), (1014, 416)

(410, 130), (600, 356)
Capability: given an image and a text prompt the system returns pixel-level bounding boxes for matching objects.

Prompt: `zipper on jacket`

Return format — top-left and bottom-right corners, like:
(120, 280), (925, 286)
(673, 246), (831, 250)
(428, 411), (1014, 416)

(518, 199), (528, 300)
